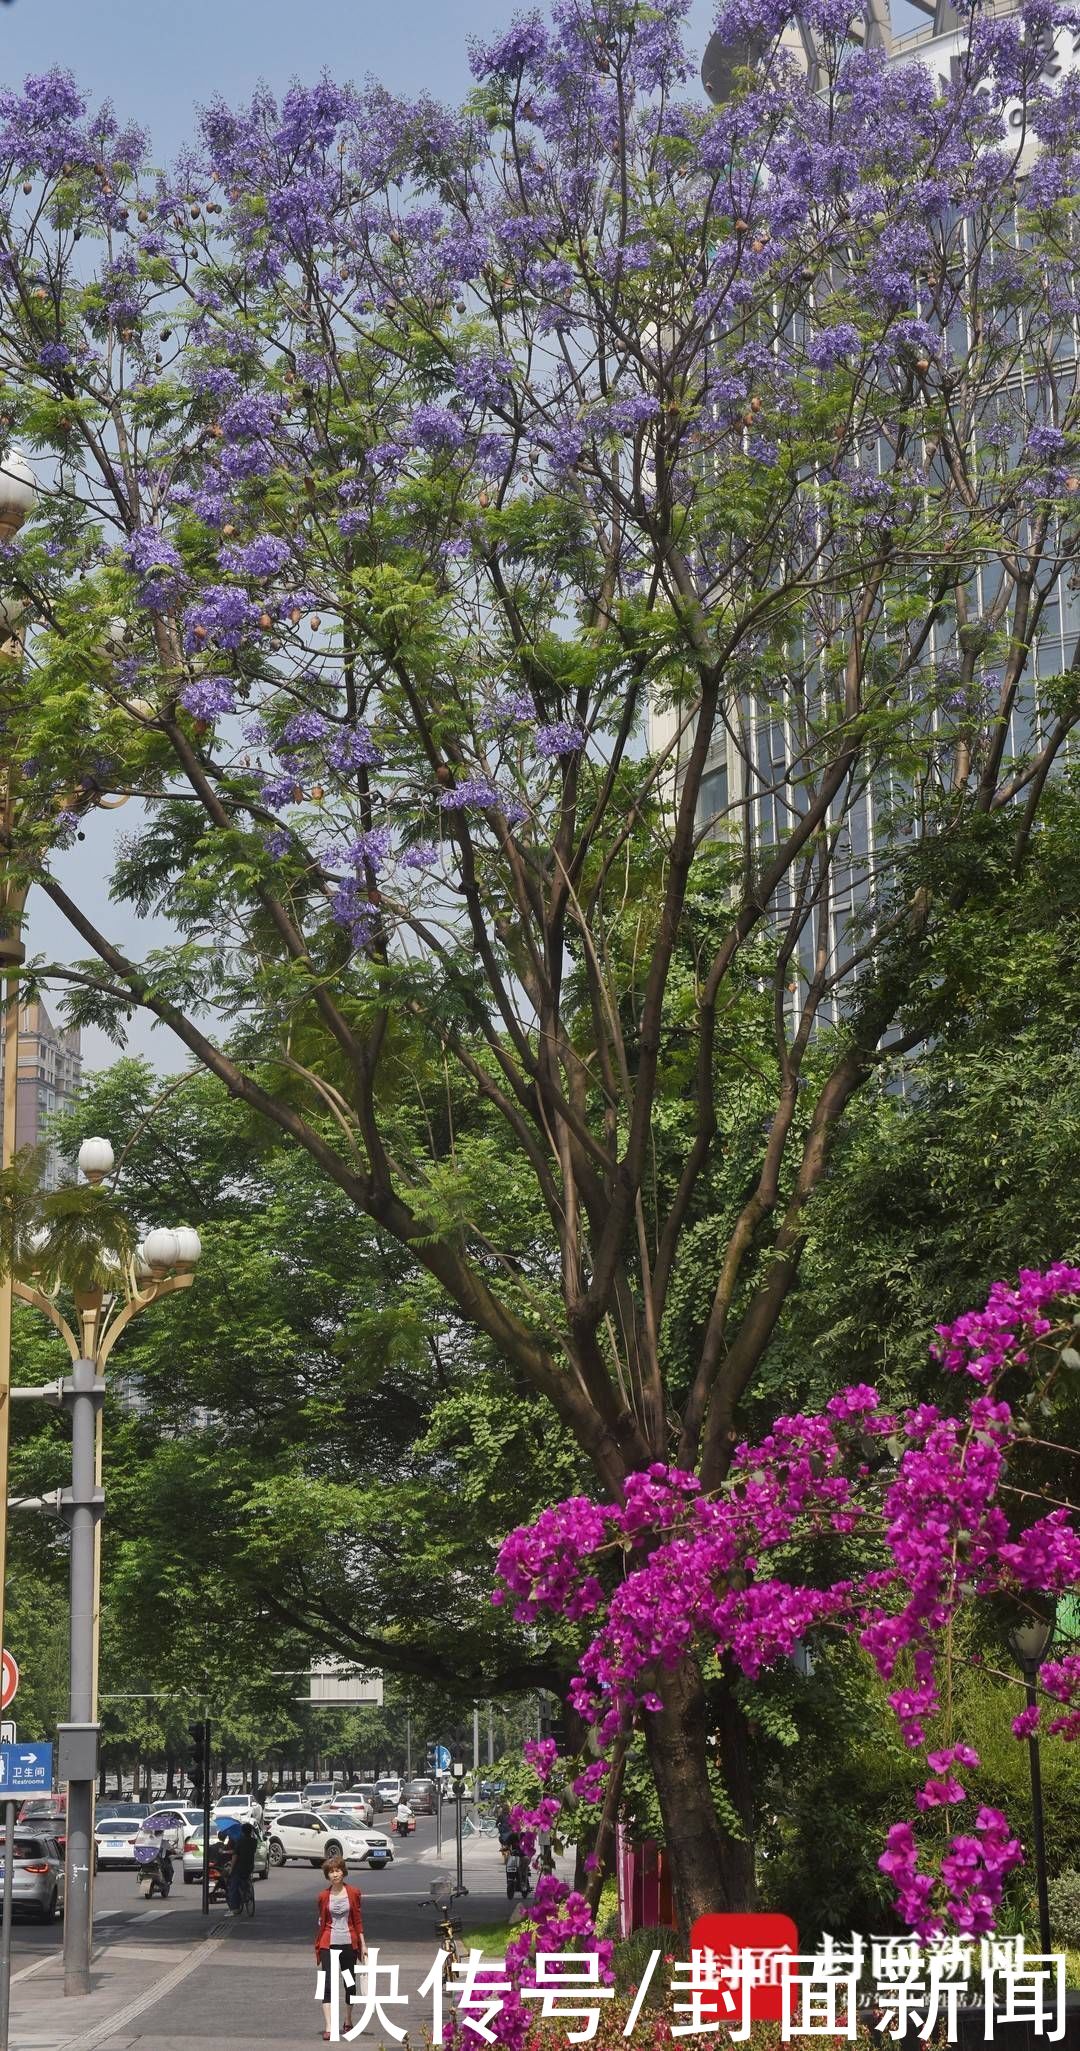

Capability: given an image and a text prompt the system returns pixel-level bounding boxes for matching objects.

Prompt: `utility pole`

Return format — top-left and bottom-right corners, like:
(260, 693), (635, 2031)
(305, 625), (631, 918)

(487, 1703), (494, 1767)
(472, 1705), (479, 1775)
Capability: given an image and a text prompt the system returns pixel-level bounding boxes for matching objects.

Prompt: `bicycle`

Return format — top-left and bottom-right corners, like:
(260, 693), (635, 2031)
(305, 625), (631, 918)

(420, 1886), (464, 1987)
(227, 1874), (256, 1918)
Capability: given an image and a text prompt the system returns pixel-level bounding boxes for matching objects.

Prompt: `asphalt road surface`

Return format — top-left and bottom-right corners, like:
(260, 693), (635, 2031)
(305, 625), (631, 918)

(9, 1816), (544, 2050)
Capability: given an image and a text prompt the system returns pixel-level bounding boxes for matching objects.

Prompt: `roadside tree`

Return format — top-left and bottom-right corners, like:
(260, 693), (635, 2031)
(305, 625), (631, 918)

(1, 0), (1079, 1919)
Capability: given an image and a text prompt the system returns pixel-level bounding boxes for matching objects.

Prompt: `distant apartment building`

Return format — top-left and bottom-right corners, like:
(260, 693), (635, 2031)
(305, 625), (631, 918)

(0, 996), (82, 1189)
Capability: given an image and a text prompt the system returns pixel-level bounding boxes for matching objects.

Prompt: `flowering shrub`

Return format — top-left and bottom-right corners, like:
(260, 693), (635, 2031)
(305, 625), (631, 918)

(496, 1270), (1080, 1940)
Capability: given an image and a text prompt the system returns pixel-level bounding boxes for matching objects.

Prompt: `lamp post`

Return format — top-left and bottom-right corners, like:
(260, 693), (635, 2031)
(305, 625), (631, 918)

(1007, 1607), (1057, 1958)
(9, 1140), (202, 1996)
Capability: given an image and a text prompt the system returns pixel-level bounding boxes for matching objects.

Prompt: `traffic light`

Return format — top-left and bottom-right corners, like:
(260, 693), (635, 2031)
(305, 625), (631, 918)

(188, 1720), (208, 1802)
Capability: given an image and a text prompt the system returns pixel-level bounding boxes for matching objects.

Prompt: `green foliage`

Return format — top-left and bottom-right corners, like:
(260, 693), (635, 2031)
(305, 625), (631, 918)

(1049, 1873), (1080, 1951)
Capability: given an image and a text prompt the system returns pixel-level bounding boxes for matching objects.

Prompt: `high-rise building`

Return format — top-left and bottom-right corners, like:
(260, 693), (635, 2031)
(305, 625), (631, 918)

(0, 996), (82, 1191)
(650, 3), (1080, 1017)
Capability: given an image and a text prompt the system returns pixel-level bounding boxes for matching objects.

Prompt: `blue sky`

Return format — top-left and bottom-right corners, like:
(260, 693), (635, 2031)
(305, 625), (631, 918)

(0, 0), (720, 161)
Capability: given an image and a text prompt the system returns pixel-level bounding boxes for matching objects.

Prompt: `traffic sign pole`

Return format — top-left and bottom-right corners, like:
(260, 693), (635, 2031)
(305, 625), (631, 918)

(0, 1795), (15, 2051)
(0, 1740), (52, 2051)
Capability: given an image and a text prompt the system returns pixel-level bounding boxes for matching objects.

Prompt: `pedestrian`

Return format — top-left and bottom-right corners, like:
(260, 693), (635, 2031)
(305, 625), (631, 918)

(314, 1854), (366, 2041)
(227, 1821), (258, 1912)
(496, 1803), (512, 1847)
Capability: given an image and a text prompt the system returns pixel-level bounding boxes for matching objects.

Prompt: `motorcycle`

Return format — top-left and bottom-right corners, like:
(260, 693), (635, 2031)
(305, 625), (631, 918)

(504, 1846), (532, 1902)
(134, 1842), (174, 1898)
(132, 1810), (185, 1899)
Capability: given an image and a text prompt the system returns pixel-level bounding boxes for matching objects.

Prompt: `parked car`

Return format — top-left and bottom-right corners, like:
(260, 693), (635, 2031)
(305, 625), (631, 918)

(97, 1802), (149, 1824)
(182, 1824), (270, 1886)
(0, 1832), (64, 1920)
(405, 1778), (438, 1815)
(372, 1779), (401, 1814)
(19, 1811), (66, 1855)
(264, 1807), (393, 1869)
(335, 1789), (374, 1826)
(479, 1779), (506, 1802)
(212, 1795), (263, 1822)
(94, 1815), (145, 1870)
(300, 1781), (339, 1807)
(17, 1795), (65, 1823)
(262, 1787), (304, 1819)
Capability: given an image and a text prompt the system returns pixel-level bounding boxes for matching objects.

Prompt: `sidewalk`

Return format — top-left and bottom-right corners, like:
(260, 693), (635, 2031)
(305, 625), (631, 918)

(9, 1917), (234, 2051)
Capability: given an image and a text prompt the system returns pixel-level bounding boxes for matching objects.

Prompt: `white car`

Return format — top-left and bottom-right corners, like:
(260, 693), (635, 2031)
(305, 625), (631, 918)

(94, 1816), (144, 1869)
(335, 1790), (374, 1826)
(261, 1788), (304, 1821)
(212, 1795), (263, 1823)
(264, 1806), (393, 1868)
(182, 1824), (270, 1885)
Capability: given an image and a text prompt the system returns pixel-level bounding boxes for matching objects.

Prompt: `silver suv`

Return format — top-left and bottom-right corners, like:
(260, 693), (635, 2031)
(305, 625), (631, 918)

(1, 1832), (64, 1920)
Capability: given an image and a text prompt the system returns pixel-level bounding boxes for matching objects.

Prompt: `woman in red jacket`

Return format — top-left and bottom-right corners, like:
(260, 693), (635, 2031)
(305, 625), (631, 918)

(314, 1856), (366, 2040)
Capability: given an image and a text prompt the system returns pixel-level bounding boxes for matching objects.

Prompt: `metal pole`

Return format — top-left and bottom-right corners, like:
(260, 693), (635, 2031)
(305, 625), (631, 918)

(436, 1787), (442, 1859)
(0, 1796), (15, 2051)
(63, 1357), (102, 1998)
(487, 1705), (493, 1767)
(201, 1719), (211, 1918)
(1024, 1669), (1052, 1954)
(405, 1709), (411, 1783)
(472, 1706), (479, 1775)
(455, 1784), (464, 1897)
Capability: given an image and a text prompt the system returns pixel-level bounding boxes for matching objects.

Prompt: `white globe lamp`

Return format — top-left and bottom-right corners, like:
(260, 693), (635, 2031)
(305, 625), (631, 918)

(0, 448), (37, 541)
(141, 1227), (180, 1274)
(78, 1136), (115, 1185)
(172, 1226), (202, 1270)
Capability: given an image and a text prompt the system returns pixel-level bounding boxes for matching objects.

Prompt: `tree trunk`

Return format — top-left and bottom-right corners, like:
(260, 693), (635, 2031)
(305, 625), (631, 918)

(644, 1657), (754, 1936)
(164, 1754), (175, 1796)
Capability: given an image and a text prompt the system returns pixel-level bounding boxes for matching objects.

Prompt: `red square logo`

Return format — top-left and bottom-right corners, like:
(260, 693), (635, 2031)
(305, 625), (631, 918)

(689, 1912), (800, 2025)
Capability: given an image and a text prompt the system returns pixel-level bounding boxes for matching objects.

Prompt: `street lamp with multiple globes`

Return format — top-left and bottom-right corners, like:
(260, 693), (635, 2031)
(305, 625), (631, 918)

(8, 1134), (203, 1996)
(1006, 1604), (1057, 1958)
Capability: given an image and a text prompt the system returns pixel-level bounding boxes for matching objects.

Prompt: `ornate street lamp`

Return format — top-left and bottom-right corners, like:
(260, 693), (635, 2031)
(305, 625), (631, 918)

(9, 1144), (203, 1997)
(1007, 1604), (1057, 1957)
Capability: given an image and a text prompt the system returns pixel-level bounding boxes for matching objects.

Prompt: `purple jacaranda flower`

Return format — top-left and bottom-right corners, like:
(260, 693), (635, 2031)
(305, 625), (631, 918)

(535, 721), (585, 758)
(282, 710), (329, 746)
(410, 403), (465, 454)
(218, 534), (292, 579)
(806, 323), (859, 369)
(179, 677), (236, 720)
(125, 528), (186, 613)
(327, 726), (381, 771)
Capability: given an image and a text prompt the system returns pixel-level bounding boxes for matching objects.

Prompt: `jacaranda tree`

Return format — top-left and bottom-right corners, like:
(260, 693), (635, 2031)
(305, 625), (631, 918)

(1, 0), (1079, 1924)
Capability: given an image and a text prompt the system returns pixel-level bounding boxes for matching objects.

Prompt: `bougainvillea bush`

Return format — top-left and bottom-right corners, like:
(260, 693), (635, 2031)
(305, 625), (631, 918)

(497, 1270), (1080, 1940)
(2, 0), (1080, 1928)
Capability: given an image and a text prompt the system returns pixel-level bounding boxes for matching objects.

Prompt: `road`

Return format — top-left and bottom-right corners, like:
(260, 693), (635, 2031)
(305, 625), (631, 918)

(8, 1816), (554, 2051)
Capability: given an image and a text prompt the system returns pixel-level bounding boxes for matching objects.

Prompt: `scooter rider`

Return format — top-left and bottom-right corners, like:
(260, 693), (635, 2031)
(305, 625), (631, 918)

(395, 1797), (412, 1836)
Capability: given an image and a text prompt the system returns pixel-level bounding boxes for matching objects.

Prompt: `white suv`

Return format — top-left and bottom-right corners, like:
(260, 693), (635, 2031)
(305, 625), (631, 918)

(265, 1807), (394, 1868)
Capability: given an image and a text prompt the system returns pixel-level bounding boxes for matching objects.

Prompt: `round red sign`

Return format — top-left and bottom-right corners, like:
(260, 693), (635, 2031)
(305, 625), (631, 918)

(1, 1651), (19, 1712)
